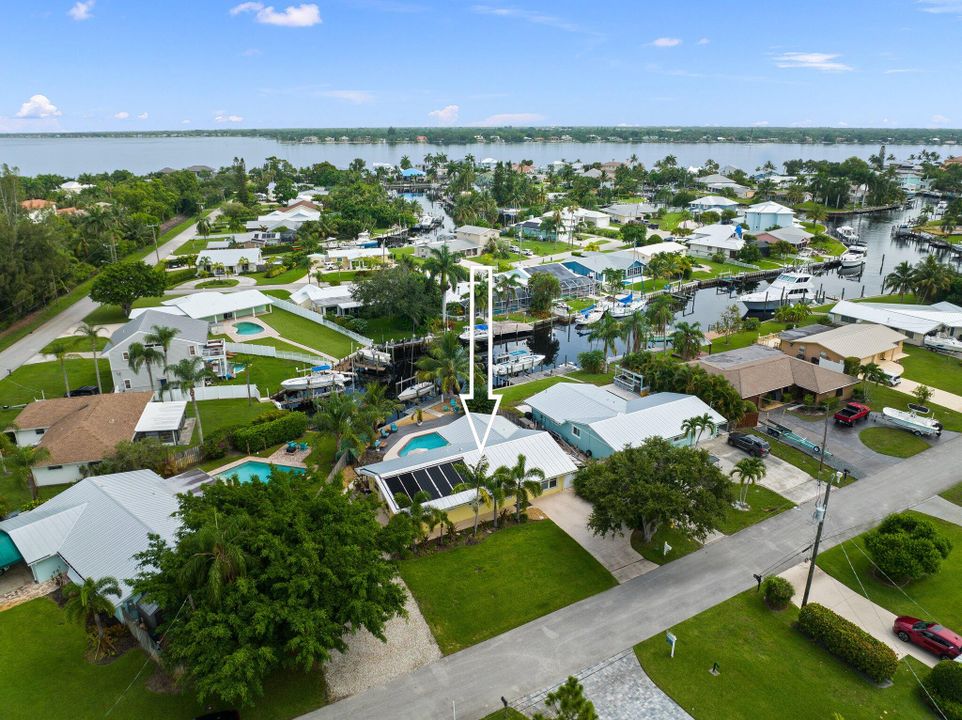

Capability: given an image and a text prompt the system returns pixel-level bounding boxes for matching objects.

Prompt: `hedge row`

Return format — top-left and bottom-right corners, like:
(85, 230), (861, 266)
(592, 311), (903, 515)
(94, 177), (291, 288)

(924, 661), (962, 720)
(230, 411), (309, 452)
(796, 603), (898, 683)
(165, 267), (198, 287)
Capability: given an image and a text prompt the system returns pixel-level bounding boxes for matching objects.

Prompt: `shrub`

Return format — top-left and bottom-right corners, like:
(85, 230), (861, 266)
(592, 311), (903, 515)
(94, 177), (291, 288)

(803, 393), (815, 407)
(578, 350), (605, 374)
(761, 576), (794, 610)
(924, 661), (962, 720)
(796, 603), (898, 683)
(165, 267), (198, 287)
(711, 251), (726, 264)
(231, 411), (308, 452)
(202, 425), (244, 460)
(865, 513), (952, 583)
(843, 356), (862, 376)
(742, 316), (760, 331)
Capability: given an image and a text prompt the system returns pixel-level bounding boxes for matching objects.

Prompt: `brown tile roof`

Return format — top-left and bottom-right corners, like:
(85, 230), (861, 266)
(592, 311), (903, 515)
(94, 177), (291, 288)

(20, 199), (55, 210)
(693, 345), (857, 399)
(286, 199), (320, 211)
(14, 393), (153, 466)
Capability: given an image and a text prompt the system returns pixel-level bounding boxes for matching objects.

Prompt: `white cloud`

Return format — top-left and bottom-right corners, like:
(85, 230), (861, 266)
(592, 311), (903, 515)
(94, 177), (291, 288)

(322, 90), (374, 104)
(471, 5), (581, 33)
(477, 112), (544, 127)
(15, 94), (62, 118)
(696, 37), (710, 45)
(113, 111), (130, 120)
(917, 0), (962, 14)
(651, 37), (681, 47)
(428, 104), (459, 124)
(137, 112), (149, 120)
(883, 68), (921, 74)
(214, 113), (245, 123)
(836, 121), (849, 127)
(932, 114), (951, 124)
(242, 48), (262, 56)
(181, 119), (192, 125)
(773, 52), (852, 72)
(68, 0), (94, 21)
(229, 2), (321, 27)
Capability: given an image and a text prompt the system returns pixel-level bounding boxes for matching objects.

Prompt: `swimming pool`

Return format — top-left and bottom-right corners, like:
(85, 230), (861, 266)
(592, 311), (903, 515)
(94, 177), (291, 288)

(234, 321), (264, 335)
(398, 432), (449, 456)
(215, 460), (305, 484)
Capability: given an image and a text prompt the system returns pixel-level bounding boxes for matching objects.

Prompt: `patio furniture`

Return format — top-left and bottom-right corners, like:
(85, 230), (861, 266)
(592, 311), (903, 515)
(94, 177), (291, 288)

(299, 442), (309, 451)
(389, 423), (398, 433)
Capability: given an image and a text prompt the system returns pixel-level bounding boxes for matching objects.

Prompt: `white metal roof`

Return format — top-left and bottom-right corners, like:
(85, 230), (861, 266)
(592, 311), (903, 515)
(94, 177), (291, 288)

(585, 394), (726, 451)
(747, 201), (794, 214)
(290, 283), (357, 306)
(634, 242), (688, 261)
(527, 383), (626, 424)
(135, 401), (187, 433)
(162, 290), (274, 320)
(689, 195), (740, 207)
(830, 300), (962, 334)
(195, 248), (263, 266)
(687, 223), (743, 250)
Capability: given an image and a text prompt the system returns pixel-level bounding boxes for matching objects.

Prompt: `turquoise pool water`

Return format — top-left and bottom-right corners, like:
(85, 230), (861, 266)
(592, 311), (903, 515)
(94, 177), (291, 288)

(398, 432), (449, 456)
(216, 460), (305, 484)
(234, 321), (264, 335)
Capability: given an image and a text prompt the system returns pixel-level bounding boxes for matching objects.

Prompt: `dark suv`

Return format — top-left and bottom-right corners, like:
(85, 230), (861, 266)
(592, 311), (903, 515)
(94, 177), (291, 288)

(67, 385), (99, 397)
(727, 432), (770, 457)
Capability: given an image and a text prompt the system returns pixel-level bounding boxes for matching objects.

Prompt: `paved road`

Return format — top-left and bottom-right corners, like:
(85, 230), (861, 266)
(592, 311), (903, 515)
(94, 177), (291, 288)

(0, 212), (218, 377)
(302, 436), (962, 720)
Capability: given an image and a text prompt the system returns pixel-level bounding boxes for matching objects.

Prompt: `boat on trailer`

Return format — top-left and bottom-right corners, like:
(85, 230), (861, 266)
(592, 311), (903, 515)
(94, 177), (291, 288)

(924, 334), (962, 353)
(880, 404), (943, 437)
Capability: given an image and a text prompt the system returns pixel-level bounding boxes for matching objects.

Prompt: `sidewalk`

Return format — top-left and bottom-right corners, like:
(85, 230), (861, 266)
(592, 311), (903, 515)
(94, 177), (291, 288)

(779, 563), (936, 668)
(898, 378), (962, 412)
(914, 495), (962, 527)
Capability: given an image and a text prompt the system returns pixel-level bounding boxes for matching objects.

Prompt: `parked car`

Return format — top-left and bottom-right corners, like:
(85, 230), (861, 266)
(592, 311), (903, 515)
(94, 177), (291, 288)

(727, 432), (770, 457)
(67, 385), (99, 397)
(833, 402), (871, 427)
(522, 248), (534, 256)
(509, 244), (522, 253)
(893, 616), (962, 660)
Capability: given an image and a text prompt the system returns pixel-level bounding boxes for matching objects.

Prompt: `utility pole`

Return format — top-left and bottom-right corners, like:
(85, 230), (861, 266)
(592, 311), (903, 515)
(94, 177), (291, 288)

(802, 469), (845, 606)
(149, 223), (161, 265)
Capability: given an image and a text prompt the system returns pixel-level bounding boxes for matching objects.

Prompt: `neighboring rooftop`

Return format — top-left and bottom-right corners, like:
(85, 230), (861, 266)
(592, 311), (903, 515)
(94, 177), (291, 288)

(134, 401), (188, 434)
(829, 300), (962, 335)
(105, 309), (209, 351)
(157, 289), (275, 320)
(780, 323), (907, 358)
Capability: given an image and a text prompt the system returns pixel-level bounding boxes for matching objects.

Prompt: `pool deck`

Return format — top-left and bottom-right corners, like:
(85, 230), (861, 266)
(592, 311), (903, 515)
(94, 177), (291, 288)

(381, 414), (457, 461)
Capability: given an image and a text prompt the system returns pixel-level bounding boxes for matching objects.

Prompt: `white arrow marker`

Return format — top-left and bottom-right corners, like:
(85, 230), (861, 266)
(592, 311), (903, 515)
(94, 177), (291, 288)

(459, 266), (503, 455)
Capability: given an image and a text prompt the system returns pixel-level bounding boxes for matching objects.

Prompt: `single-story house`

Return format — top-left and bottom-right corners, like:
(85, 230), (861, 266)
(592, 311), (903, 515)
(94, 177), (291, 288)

(10, 393), (154, 485)
(549, 208), (611, 230)
(59, 180), (94, 194)
(357, 414), (577, 528)
(753, 225), (813, 251)
(828, 300), (962, 346)
(685, 224), (744, 259)
(289, 283), (361, 316)
(246, 202), (321, 232)
(455, 225), (500, 246)
(103, 309), (228, 393)
(778, 323), (907, 377)
(527, 385), (726, 459)
(602, 203), (647, 224)
(132, 401), (189, 445)
(204, 231), (293, 249)
(323, 247), (387, 270)
(689, 195), (741, 214)
(20, 199), (57, 221)
(195, 248), (263, 275)
(0, 469), (210, 624)
(151, 290), (275, 325)
(415, 237), (484, 259)
(490, 264), (597, 313)
(633, 241), (688, 263)
(562, 250), (645, 281)
(692, 344), (858, 408)
(745, 201), (795, 233)
(696, 173), (738, 188)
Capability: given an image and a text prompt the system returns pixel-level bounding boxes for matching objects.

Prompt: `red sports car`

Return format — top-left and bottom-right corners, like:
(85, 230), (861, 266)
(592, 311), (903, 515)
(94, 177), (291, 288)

(893, 616), (962, 660)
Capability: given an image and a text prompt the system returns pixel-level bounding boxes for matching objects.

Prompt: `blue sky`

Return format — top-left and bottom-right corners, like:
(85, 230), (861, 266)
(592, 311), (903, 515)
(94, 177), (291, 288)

(1, 0), (960, 131)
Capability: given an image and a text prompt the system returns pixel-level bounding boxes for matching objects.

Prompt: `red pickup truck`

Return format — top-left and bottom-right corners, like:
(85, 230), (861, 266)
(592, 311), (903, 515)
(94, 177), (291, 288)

(834, 402), (871, 427)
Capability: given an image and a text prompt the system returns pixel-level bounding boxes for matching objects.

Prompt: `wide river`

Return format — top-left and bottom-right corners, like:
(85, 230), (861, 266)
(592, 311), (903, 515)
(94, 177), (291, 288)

(0, 136), (934, 177)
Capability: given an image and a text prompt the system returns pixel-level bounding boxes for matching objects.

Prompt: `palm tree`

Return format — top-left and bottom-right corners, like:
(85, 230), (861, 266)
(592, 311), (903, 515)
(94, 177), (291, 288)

(680, 413), (718, 446)
(1, 438), (50, 500)
(646, 295), (675, 347)
(494, 273), (523, 313)
(394, 490), (432, 550)
(167, 357), (215, 443)
(587, 314), (622, 371)
(127, 342), (163, 394)
(858, 362), (887, 401)
(910, 255), (953, 303)
(416, 332), (469, 400)
(602, 268), (625, 297)
(499, 453), (546, 523)
(671, 321), (705, 360)
(731, 457), (767, 509)
(620, 310), (652, 354)
(313, 390), (359, 455)
(197, 217), (211, 238)
(360, 381), (402, 433)
(423, 245), (469, 326)
(46, 338), (78, 397)
(773, 303), (812, 328)
(73, 322), (106, 394)
(807, 204), (827, 229)
(883, 261), (915, 300)
(453, 458), (495, 537)
(180, 512), (247, 605)
(62, 576), (121, 657)
(144, 325), (181, 399)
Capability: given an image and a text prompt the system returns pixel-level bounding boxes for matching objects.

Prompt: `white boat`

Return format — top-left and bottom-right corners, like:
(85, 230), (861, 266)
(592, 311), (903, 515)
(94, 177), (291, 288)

(836, 225), (860, 244)
(357, 347), (391, 365)
(459, 324), (489, 341)
(398, 381), (434, 402)
(924, 334), (962, 353)
(493, 350), (546, 376)
(609, 293), (646, 318)
(739, 271), (816, 311)
(881, 405), (943, 437)
(280, 366), (345, 391)
(839, 246), (867, 268)
(576, 301), (611, 326)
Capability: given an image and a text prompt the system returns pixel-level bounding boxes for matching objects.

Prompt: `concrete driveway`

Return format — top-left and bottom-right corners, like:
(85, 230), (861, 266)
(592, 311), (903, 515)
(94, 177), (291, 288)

(702, 435), (820, 504)
(534, 489), (657, 583)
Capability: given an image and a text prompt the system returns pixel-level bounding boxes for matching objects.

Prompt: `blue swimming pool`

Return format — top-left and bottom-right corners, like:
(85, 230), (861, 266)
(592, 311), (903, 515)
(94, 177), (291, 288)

(216, 460), (305, 484)
(234, 321), (264, 335)
(398, 432), (449, 456)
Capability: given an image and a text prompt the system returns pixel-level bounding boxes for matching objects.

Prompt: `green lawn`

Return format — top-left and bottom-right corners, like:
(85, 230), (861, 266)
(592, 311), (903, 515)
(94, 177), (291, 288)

(859, 426), (931, 458)
(0, 597), (327, 720)
(714, 485), (796, 535)
(657, 211), (689, 231)
(171, 235), (212, 256)
(635, 591), (933, 720)
(39, 335), (108, 354)
(191, 398), (278, 445)
(83, 296), (167, 325)
(241, 337), (322, 356)
(631, 525), (702, 565)
(860, 382), (962, 432)
(0, 359), (112, 427)
(497, 376), (578, 408)
(517, 239), (570, 256)
(711, 314), (826, 352)
(362, 315), (421, 343)
(818, 511), (962, 630)
(941, 481), (962, 507)
(567, 369), (618, 385)
(223, 355), (309, 395)
(316, 271), (359, 283)
(194, 278), (240, 289)
(473, 252), (523, 267)
(249, 267), (310, 285)
(262, 289), (292, 300)
(900, 344), (962, 396)
(259, 309), (357, 359)
(399, 521), (616, 654)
